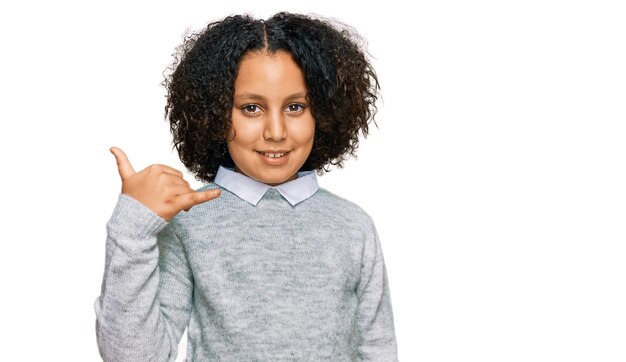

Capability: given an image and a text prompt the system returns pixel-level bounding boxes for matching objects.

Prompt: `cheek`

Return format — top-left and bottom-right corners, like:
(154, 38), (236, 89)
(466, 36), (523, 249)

(292, 119), (316, 144)
(229, 118), (261, 145)
(287, 113), (315, 139)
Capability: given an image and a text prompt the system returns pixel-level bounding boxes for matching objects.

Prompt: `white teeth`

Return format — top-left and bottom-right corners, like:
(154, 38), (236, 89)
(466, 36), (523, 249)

(262, 152), (286, 158)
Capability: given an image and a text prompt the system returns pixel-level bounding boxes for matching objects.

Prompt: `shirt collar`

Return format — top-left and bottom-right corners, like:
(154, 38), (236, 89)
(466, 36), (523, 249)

(214, 165), (319, 207)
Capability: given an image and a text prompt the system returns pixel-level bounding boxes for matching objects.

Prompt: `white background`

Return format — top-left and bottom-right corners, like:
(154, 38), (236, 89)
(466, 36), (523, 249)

(1, 0), (625, 361)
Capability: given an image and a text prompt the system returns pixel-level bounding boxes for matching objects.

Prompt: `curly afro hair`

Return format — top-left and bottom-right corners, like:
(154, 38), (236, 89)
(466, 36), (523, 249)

(163, 11), (380, 183)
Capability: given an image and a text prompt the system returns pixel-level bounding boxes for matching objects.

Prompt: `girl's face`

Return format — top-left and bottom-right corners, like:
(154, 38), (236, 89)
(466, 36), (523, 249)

(228, 50), (315, 186)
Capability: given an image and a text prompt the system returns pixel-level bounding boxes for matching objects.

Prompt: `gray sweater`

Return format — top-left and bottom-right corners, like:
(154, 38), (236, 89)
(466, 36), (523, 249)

(94, 184), (398, 361)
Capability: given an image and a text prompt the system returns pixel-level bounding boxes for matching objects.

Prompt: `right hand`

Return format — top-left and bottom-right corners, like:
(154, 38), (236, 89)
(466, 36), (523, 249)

(110, 146), (221, 221)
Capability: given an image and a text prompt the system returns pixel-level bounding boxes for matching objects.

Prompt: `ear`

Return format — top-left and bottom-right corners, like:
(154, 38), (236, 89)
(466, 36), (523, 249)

(226, 128), (237, 142)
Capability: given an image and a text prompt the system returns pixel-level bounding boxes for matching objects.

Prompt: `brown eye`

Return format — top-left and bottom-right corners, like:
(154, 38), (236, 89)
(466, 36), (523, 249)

(286, 104), (305, 113)
(241, 105), (261, 115)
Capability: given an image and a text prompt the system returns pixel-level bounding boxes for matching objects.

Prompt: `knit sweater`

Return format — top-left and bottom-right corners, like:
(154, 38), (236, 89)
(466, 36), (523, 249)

(94, 183), (399, 361)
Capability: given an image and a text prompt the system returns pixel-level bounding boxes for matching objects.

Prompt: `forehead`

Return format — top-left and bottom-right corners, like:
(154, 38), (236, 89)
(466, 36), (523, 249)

(234, 51), (307, 94)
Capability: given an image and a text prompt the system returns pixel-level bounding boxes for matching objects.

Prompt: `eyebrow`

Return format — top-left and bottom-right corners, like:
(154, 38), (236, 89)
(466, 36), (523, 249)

(234, 92), (308, 101)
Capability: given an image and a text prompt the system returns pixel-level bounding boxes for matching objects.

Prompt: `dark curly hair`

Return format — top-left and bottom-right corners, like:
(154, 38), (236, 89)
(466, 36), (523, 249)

(163, 11), (380, 183)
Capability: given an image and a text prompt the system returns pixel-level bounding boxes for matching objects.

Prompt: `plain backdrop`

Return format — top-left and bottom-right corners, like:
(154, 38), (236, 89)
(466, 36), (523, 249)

(1, 0), (625, 361)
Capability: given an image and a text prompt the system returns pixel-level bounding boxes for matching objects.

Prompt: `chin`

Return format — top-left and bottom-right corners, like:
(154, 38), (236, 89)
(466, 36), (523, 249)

(257, 170), (297, 186)
(261, 175), (290, 186)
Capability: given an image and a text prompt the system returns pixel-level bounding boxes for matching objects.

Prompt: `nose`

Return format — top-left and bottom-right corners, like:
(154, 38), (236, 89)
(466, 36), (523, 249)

(263, 109), (287, 141)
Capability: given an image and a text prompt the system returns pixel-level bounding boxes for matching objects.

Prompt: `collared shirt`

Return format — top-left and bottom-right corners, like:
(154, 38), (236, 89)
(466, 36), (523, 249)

(213, 165), (319, 207)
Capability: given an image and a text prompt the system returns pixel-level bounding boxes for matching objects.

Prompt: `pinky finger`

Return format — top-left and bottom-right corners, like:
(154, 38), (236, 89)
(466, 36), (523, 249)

(176, 189), (221, 212)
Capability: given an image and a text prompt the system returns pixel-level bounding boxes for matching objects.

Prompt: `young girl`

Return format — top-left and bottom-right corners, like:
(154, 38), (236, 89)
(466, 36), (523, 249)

(94, 11), (398, 361)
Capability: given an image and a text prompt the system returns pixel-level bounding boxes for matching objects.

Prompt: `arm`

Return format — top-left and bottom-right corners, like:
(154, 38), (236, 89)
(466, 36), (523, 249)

(94, 193), (193, 362)
(356, 218), (399, 361)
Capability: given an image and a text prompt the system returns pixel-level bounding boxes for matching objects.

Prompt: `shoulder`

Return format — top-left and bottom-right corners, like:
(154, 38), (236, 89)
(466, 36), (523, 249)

(310, 187), (376, 228)
(313, 187), (368, 210)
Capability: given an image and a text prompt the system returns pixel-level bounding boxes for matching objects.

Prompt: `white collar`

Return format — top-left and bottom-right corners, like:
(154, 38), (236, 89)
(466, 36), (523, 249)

(214, 165), (319, 206)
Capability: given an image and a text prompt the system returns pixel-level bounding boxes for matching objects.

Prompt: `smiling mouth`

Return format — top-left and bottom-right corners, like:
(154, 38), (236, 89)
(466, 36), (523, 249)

(256, 151), (290, 158)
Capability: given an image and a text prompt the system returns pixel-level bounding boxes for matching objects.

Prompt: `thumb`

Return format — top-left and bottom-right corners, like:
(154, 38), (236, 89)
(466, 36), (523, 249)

(110, 146), (136, 180)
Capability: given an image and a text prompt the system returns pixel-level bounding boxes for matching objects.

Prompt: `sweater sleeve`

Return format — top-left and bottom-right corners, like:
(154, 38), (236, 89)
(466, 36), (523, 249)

(94, 193), (194, 362)
(355, 218), (399, 361)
